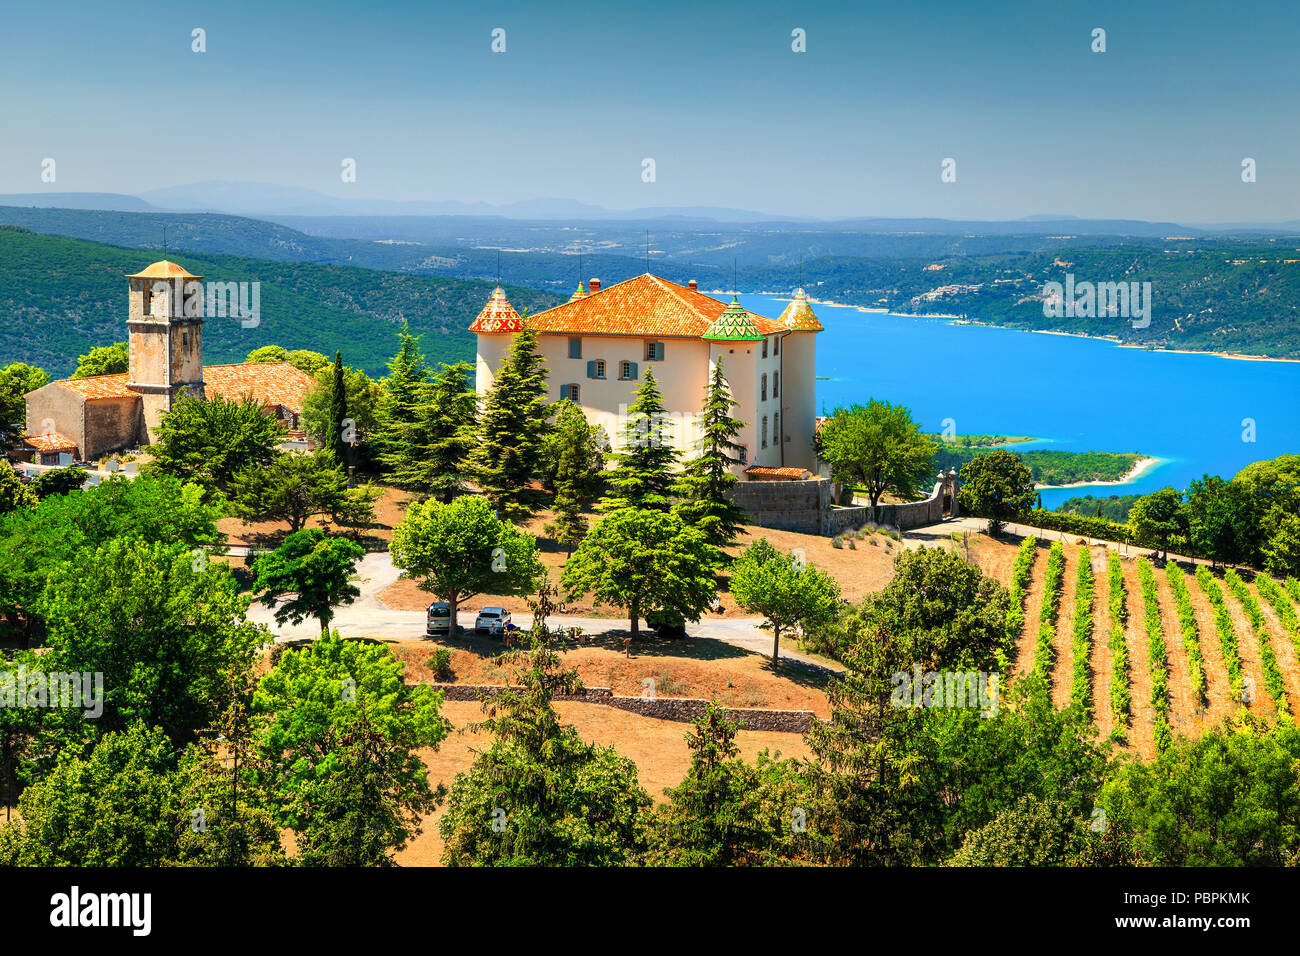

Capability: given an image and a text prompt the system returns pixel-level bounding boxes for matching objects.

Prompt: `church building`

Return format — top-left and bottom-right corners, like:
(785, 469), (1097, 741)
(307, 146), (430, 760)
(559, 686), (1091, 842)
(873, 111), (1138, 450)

(21, 260), (316, 463)
(470, 274), (822, 474)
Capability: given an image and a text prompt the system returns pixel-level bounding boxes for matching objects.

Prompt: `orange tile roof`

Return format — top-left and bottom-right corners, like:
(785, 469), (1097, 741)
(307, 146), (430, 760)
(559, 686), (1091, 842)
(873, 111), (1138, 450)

(744, 465), (813, 480)
(49, 362), (316, 413)
(202, 362), (317, 413)
(512, 274), (784, 338)
(23, 433), (78, 454)
(126, 260), (201, 280)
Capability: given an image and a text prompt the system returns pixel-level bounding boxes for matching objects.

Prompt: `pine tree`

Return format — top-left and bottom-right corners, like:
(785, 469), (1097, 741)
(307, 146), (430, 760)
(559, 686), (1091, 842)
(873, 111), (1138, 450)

(598, 368), (679, 513)
(545, 401), (603, 553)
(394, 362), (478, 501)
(673, 357), (749, 549)
(322, 351), (350, 468)
(464, 327), (550, 522)
(373, 322), (429, 479)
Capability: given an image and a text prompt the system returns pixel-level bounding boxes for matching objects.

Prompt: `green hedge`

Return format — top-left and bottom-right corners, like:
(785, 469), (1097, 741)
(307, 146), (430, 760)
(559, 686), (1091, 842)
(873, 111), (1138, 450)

(1027, 509), (1130, 544)
(1032, 541), (1066, 682)
(1005, 536), (1038, 664)
(1137, 560), (1172, 753)
(1069, 549), (1096, 715)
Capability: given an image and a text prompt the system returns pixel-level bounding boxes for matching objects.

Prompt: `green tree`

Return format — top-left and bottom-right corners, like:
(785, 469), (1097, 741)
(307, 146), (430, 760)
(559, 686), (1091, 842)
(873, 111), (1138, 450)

(70, 342), (128, 379)
(395, 361), (478, 500)
(439, 638), (651, 866)
(245, 345), (288, 363)
(1128, 486), (1187, 559)
(252, 529), (364, 634)
(372, 321), (430, 481)
(958, 447), (1036, 535)
(543, 399), (606, 551)
(0, 362), (49, 448)
(285, 350), (331, 377)
(229, 451), (379, 534)
(729, 537), (842, 665)
(538, 398), (607, 495)
(1185, 475), (1259, 567)
(0, 464), (36, 517)
(598, 368), (680, 513)
(322, 351), (350, 466)
(389, 495), (544, 631)
(818, 400), (936, 514)
(149, 393), (285, 493)
(37, 537), (269, 743)
(673, 357), (749, 549)
(301, 362), (380, 469)
(464, 327), (551, 521)
(947, 794), (1096, 866)
(561, 507), (722, 642)
(1262, 513), (1300, 578)
(253, 632), (450, 865)
(28, 466), (88, 499)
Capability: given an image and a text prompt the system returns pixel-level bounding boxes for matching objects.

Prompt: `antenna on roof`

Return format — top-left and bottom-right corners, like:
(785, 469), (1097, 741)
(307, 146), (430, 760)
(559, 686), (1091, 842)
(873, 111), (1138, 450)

(799, 255), (803, 289)
(733, 258), (738, 296)
(579, 251), (584, 286)
(647, 230), (652, 274)
(162, 225), (168, 258)
(496, 250), (501, 286)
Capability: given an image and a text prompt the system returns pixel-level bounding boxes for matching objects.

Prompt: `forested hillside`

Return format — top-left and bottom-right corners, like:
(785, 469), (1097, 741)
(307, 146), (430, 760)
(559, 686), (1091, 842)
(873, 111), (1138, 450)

(0, 226), (562, 377)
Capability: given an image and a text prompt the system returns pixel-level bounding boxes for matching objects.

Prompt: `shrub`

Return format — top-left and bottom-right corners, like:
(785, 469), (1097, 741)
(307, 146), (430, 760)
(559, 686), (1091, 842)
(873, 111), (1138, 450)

(1165, 564), (1207, 703)
(1107, 553), (1130, 735)
(1137, 560), (1171, 753)
(427, 649), (454, 681)
(1069, 550), (1096, 714)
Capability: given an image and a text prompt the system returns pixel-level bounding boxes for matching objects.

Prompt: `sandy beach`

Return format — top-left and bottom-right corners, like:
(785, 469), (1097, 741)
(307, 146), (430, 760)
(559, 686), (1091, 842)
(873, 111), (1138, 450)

(1035, 455), (1163, 491)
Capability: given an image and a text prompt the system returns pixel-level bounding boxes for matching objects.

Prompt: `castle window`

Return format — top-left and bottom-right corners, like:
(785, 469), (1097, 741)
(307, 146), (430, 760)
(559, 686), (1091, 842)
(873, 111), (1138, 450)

(773, 371), (779, 398)
(773, 412), (779, 444)
(774, 336), (780, 356)
(560, 384), (580, 403)
(761, 416), (768, 448)
(568, 337), (582, 359)
(587, 360), (606, 379)
(760, 373), (768, 402)
(762, 338), (769, 359)
(737, 444), (748, 465)
(619, 360), (638, 381)
(645, 341), (664, 361)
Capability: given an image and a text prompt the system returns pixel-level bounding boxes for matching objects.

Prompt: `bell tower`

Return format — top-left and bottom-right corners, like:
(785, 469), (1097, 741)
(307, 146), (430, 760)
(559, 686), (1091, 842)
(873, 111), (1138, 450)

(125, 260), (206, 442)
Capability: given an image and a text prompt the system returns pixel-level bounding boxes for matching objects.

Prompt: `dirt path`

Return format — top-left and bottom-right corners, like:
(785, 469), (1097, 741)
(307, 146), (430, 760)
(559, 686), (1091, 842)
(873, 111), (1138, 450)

(1050, 546), (1080, 708)
(1198, 572), (1272, 720)
(1152, 568), (1201, 740)
(1119, 558), (1156, 758)
(1252, 580), (1300, 708)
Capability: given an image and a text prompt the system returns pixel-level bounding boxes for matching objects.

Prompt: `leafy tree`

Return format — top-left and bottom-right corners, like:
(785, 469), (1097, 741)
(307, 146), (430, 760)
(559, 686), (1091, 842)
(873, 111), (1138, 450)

(301, 362), (380, 469)
(70, 342), (128, 379)
(149, 393), (285, 493)
(729, 537), (841, 665)
(0, 362), (49, 448)
(389, 495), (544, 631)
(947, 794), (1097, 866)
(957, 447), (1035, 535)
(393, 361), (478, 500)
(561, 507), (722, 642)
(538, 398), (607, 495)
(543, 399), (606, 551)
(37, 537), (269, 743)
(245, 345), (288, 363)
(464, 327), (551, 521)
(1128, 486), (1187, 559)
(0, 722), (184, 866)
(1185, 475), (1259, 568)
(1262, 513), (1300, 578)
(0, 464), (36, 516)
(29, 466), (87, 499)
(372, 321), (430, 481)
(252, 529), (364, 634)
(439, 638), (651, 866)
(253, 632), (450, 865)
(229, 451), (378, 534)
(598, 368), (680, 513)
(673, 357), (749, 549)
(1099, 716), (1300, 865)
(285, 350), (331, 376)
(818, 400), (936, 513)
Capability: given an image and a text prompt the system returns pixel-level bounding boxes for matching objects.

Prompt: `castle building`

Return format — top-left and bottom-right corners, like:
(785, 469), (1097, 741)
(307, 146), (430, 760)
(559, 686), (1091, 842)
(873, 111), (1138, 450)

(470, 274), (823, 473)
(21, 260), (316, 463)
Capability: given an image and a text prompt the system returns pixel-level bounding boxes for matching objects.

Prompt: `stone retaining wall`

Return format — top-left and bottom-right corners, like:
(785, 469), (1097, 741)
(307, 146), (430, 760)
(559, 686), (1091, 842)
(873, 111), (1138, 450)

(425, 682), (817, 733)
(734, 476), (953, 536)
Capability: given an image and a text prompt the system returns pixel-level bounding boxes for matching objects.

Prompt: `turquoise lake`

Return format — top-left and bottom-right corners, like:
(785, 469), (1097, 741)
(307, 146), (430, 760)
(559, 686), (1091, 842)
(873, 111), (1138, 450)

(737, 293), (1300, 509)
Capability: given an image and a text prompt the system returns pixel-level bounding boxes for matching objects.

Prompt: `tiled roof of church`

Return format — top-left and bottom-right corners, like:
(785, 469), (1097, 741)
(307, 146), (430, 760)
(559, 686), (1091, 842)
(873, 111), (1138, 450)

(516, 274), (782, 339)
(126, 260), (201, 280)
(777, 287), (824, 332)
(22, 433), (79, 454)
(203, 362), (317, 413)
(467, 286), (525, 334)
(49, 362), (316, 413)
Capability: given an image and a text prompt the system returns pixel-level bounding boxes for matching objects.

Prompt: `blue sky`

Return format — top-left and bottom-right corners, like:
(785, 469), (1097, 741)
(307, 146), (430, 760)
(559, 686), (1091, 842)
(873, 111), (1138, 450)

(1, 0), (1296, 221)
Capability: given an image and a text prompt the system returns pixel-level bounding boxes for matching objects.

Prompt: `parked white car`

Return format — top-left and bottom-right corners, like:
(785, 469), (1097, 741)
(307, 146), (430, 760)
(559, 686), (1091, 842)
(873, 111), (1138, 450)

(475, 607), (510, 636)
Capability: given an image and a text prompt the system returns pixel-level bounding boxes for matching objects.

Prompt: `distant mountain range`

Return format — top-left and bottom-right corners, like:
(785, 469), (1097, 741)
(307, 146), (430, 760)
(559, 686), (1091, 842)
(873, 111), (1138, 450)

(5, 184), (1300, 233)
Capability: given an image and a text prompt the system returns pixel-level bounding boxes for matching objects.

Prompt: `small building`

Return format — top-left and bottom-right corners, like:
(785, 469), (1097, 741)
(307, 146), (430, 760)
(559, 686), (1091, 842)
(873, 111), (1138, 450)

(471, 275), (823, 473)
(23, 260), (316, 461)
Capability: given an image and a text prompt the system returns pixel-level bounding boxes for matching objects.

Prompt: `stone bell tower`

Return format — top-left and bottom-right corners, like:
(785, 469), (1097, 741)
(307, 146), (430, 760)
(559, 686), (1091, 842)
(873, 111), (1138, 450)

(125, 260), (206, 443)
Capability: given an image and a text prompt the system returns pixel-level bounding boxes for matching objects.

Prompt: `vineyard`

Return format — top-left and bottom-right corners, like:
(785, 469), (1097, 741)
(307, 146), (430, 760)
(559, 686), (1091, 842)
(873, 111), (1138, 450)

(998, 537), (1300, 757)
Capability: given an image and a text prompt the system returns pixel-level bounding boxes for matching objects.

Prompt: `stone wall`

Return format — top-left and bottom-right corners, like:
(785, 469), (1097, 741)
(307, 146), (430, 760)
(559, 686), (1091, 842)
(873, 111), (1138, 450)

(425, 682), (817, 733)
(733, 475), (954, 536)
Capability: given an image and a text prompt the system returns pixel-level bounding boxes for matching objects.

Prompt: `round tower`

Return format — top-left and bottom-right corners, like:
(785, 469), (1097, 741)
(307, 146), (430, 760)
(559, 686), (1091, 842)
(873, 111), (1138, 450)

(468, 286), (525, 395)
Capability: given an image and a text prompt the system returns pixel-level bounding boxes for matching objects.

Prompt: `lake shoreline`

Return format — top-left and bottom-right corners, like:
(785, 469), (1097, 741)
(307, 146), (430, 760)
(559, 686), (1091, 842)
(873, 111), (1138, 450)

(1035, 455), (1163, 491)
(756, 291), (1297, 364)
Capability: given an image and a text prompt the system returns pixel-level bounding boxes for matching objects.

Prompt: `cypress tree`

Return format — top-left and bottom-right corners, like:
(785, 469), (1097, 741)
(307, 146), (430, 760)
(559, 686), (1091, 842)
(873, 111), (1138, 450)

(598, 368), (679, 513)
(464, 326), (550, 521)
(673, 357), (749, 549)
(323, 350), (350, 467)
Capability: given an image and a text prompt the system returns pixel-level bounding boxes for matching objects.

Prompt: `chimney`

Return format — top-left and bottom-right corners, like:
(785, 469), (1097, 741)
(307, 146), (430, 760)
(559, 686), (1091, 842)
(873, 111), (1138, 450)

(588, 277), (600, 293)
(688, 279), (697, 291)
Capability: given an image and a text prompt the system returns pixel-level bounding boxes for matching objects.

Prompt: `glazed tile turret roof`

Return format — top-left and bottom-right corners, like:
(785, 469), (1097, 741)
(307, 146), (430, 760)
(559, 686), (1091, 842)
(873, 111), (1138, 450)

(777, 287), (824, 332)
(702, 296), (765, 341)
(467, 286), (524, 334)
(568, 281), (589, 301)
(514, 274), (781, 339)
